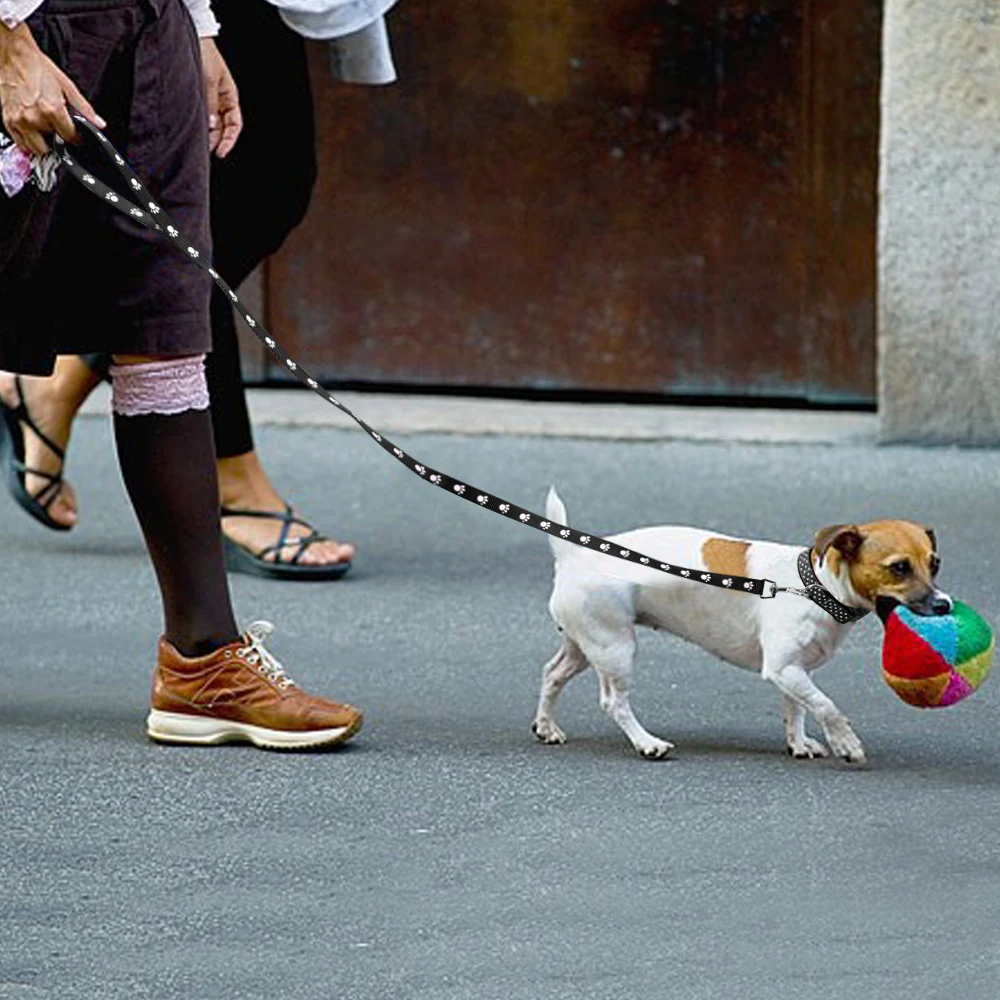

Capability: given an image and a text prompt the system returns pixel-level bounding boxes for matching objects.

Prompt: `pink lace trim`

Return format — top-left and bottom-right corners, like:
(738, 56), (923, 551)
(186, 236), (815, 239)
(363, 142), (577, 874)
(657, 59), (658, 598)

(109, 355), (210, 417)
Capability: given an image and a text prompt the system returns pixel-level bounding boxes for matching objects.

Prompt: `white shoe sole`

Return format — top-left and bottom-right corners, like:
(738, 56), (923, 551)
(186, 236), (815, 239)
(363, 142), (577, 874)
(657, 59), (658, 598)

(146, 709), (362, 750)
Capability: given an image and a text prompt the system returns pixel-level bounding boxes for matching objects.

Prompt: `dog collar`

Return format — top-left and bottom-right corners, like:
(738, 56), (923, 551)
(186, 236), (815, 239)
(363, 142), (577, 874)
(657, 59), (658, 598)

(791, 549), (871, 624)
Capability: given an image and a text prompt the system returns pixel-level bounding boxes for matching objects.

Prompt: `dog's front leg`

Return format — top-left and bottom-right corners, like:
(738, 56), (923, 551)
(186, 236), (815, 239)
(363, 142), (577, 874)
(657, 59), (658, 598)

(781, 696), (829, 759)
(763, 660), (866, 764)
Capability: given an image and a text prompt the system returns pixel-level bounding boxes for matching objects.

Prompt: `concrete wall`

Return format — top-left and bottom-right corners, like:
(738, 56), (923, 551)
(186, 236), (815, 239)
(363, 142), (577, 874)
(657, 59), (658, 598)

(879, 0), (1000, 444)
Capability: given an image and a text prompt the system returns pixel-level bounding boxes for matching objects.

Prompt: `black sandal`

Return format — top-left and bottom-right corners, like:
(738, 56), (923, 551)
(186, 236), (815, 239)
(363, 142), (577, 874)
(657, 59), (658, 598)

(0, 376), (72, 532)
(220, 504), (352, 581)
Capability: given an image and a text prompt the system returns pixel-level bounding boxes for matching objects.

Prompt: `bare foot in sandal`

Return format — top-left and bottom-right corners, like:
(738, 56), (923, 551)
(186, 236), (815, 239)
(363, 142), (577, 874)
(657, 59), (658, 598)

(0, 357), (99, 530)
(218, 451), (356, 578)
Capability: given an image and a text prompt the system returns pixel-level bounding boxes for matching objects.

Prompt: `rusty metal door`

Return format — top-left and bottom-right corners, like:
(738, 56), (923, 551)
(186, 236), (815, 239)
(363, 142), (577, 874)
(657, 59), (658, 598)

(263, 1), (881, 404)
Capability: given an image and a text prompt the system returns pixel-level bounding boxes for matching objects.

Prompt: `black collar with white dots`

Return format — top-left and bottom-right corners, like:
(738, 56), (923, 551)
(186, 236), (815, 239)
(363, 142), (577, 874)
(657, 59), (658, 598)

(796, 549), (871, 624)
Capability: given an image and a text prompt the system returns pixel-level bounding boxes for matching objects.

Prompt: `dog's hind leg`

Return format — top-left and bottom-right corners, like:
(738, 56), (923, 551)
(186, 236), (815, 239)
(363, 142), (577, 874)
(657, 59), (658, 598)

(583, 631), (674, 760)
(532, 638), (589, 745)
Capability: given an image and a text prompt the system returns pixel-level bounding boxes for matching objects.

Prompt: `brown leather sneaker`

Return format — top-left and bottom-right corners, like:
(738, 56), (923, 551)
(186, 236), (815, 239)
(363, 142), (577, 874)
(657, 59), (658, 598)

(146, 621), (363, 750)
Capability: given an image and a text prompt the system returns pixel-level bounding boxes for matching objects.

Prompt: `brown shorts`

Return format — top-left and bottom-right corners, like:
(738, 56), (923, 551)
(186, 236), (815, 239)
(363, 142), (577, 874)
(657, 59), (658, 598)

(0, 0), (212, 375)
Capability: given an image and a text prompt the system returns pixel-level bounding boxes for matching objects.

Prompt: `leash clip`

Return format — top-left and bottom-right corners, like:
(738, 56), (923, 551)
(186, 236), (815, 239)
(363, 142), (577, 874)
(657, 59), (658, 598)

(763, 581), (816, 600)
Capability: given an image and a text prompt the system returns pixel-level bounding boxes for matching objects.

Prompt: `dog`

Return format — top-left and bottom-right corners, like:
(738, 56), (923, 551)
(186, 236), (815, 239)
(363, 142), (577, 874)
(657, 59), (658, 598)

(533, 489), (951, 764)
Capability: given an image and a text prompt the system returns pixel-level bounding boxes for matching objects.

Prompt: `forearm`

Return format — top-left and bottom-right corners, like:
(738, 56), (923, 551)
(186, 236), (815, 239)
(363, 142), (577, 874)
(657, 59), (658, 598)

(0, 0), (41, 32)
(0, 18), (35, 74)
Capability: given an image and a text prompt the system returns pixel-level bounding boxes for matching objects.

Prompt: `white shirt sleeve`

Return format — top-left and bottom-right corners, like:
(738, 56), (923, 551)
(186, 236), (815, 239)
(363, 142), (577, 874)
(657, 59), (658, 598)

(267, 0), (397, 40)
(182, 0), (220, 38)
(327, 17), (395, 85)
(0, 0), (43, 31)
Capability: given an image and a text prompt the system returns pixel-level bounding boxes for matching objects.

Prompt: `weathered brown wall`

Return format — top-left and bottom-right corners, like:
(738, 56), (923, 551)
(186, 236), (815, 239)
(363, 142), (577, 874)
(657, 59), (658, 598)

(264, 1), (881, 404)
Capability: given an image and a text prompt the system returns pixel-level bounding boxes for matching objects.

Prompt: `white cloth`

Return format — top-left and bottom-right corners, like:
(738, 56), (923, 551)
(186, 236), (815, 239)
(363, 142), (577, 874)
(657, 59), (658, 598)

(267, 0), (395, 39)
(0, 0), (220, 37)
(327, 16), (395, 84)
(268, 0), (398, 85)
(181, 0), (220, 37)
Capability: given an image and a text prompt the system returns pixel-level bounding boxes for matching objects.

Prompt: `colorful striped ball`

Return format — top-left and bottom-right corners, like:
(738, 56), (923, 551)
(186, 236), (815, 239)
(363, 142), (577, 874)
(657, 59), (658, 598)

(881, 600), (994, 708)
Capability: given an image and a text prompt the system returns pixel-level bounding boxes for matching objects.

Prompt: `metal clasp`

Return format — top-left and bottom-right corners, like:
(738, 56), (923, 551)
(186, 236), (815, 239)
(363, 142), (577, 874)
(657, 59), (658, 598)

(763, 582), (813, 600)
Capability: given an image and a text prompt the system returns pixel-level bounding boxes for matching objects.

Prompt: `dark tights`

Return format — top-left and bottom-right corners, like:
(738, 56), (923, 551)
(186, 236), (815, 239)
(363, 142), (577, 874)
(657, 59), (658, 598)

(86, 0), (317, 657)
(113, 403), (239, 657)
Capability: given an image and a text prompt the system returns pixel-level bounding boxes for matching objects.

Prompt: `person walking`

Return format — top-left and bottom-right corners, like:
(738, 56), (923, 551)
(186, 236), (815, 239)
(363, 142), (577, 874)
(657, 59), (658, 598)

(0, 0), (363, 748)
(0, 0), (398, 579)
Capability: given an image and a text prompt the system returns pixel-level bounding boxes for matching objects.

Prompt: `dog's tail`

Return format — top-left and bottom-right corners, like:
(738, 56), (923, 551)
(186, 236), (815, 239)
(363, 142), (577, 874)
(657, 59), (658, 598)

(545, 487), (574, 562)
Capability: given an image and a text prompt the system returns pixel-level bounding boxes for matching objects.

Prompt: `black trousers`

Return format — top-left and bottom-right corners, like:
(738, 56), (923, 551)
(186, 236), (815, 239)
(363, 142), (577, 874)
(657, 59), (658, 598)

(87, 0), (318, 458)
(1, 0), (214, 372)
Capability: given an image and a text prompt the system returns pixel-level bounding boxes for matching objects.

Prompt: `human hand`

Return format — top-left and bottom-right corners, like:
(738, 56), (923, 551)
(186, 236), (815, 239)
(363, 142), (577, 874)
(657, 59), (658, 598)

(199, 38), (241, 158)
(0, 22), (105, 156)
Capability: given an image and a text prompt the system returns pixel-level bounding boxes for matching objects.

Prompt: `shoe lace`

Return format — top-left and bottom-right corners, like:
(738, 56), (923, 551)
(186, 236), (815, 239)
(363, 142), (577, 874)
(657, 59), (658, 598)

(237, 620), (296, 690)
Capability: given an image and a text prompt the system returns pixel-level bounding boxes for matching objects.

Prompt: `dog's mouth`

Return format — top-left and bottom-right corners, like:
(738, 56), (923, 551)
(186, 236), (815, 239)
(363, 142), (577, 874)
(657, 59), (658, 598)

(875, 593), (953, 622)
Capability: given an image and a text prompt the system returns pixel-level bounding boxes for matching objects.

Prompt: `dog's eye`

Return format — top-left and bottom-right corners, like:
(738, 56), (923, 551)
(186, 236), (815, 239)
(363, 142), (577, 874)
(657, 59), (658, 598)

(889, 560), (911, 577)
(930, 555), (941, 577)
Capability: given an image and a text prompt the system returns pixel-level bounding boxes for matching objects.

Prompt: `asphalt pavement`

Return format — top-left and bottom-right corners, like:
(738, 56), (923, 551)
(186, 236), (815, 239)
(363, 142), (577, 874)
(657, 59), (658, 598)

(2, 414), (999, 1000)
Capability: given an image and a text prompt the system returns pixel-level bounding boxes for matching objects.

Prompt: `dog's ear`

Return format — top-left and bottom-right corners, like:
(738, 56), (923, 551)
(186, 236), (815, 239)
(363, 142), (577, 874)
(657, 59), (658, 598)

(814, 524), (865, 564)
(924, 526), (937, 553)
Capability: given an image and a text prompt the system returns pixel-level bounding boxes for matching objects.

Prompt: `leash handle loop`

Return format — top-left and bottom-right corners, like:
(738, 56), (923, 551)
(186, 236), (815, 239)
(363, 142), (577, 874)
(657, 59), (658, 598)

(54, 116), (787, 605)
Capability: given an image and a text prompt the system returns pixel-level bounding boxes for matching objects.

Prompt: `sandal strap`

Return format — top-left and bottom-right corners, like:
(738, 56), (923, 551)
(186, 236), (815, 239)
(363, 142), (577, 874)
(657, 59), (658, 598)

(32, 476), (63, 510)
(256, 529), (327, 566)
(220, 503), (312, 531)
(12, 457), (64, 509)
(13, 460), (61, 485)
(221, 504), (331, 565)
(11, 376), (66, 463)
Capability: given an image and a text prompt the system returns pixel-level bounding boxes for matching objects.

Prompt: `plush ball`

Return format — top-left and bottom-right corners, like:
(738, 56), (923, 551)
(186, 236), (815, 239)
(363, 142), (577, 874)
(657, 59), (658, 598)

(880, 600), (994, 708)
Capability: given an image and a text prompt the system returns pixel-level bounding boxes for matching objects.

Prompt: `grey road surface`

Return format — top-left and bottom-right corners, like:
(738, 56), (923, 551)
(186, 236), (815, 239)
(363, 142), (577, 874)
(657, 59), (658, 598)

(2, 418), (999, 1000)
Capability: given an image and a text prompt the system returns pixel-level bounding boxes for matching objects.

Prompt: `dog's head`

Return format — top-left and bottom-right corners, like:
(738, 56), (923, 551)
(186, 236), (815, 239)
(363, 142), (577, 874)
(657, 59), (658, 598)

(813, 520), (951, 617)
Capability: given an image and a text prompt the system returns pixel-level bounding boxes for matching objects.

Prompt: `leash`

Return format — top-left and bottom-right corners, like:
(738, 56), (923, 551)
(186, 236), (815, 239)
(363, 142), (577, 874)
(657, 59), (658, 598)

(51, 115), (853, 617)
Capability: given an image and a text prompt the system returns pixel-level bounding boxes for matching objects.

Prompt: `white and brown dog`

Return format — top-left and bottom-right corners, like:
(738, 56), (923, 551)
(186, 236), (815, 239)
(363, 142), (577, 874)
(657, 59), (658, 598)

(533, 489), (951, 764)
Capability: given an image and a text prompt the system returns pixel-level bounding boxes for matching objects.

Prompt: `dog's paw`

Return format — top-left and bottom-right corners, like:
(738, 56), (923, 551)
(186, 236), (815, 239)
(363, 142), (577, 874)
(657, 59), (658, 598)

(532, 718), (567, 745)
(823, 717), (867, 765)
(786, 736), (829, 760)
(637, 738), (675, 760)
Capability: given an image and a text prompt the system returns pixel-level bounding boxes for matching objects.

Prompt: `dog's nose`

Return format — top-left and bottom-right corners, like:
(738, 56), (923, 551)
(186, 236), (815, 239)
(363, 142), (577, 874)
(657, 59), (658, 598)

(907, 592), (954, 616)
(930, 595), (953, 616)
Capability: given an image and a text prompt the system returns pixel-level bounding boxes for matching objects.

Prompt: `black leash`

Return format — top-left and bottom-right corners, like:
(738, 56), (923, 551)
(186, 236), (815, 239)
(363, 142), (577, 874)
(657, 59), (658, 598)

(52, 115), (857, 618)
